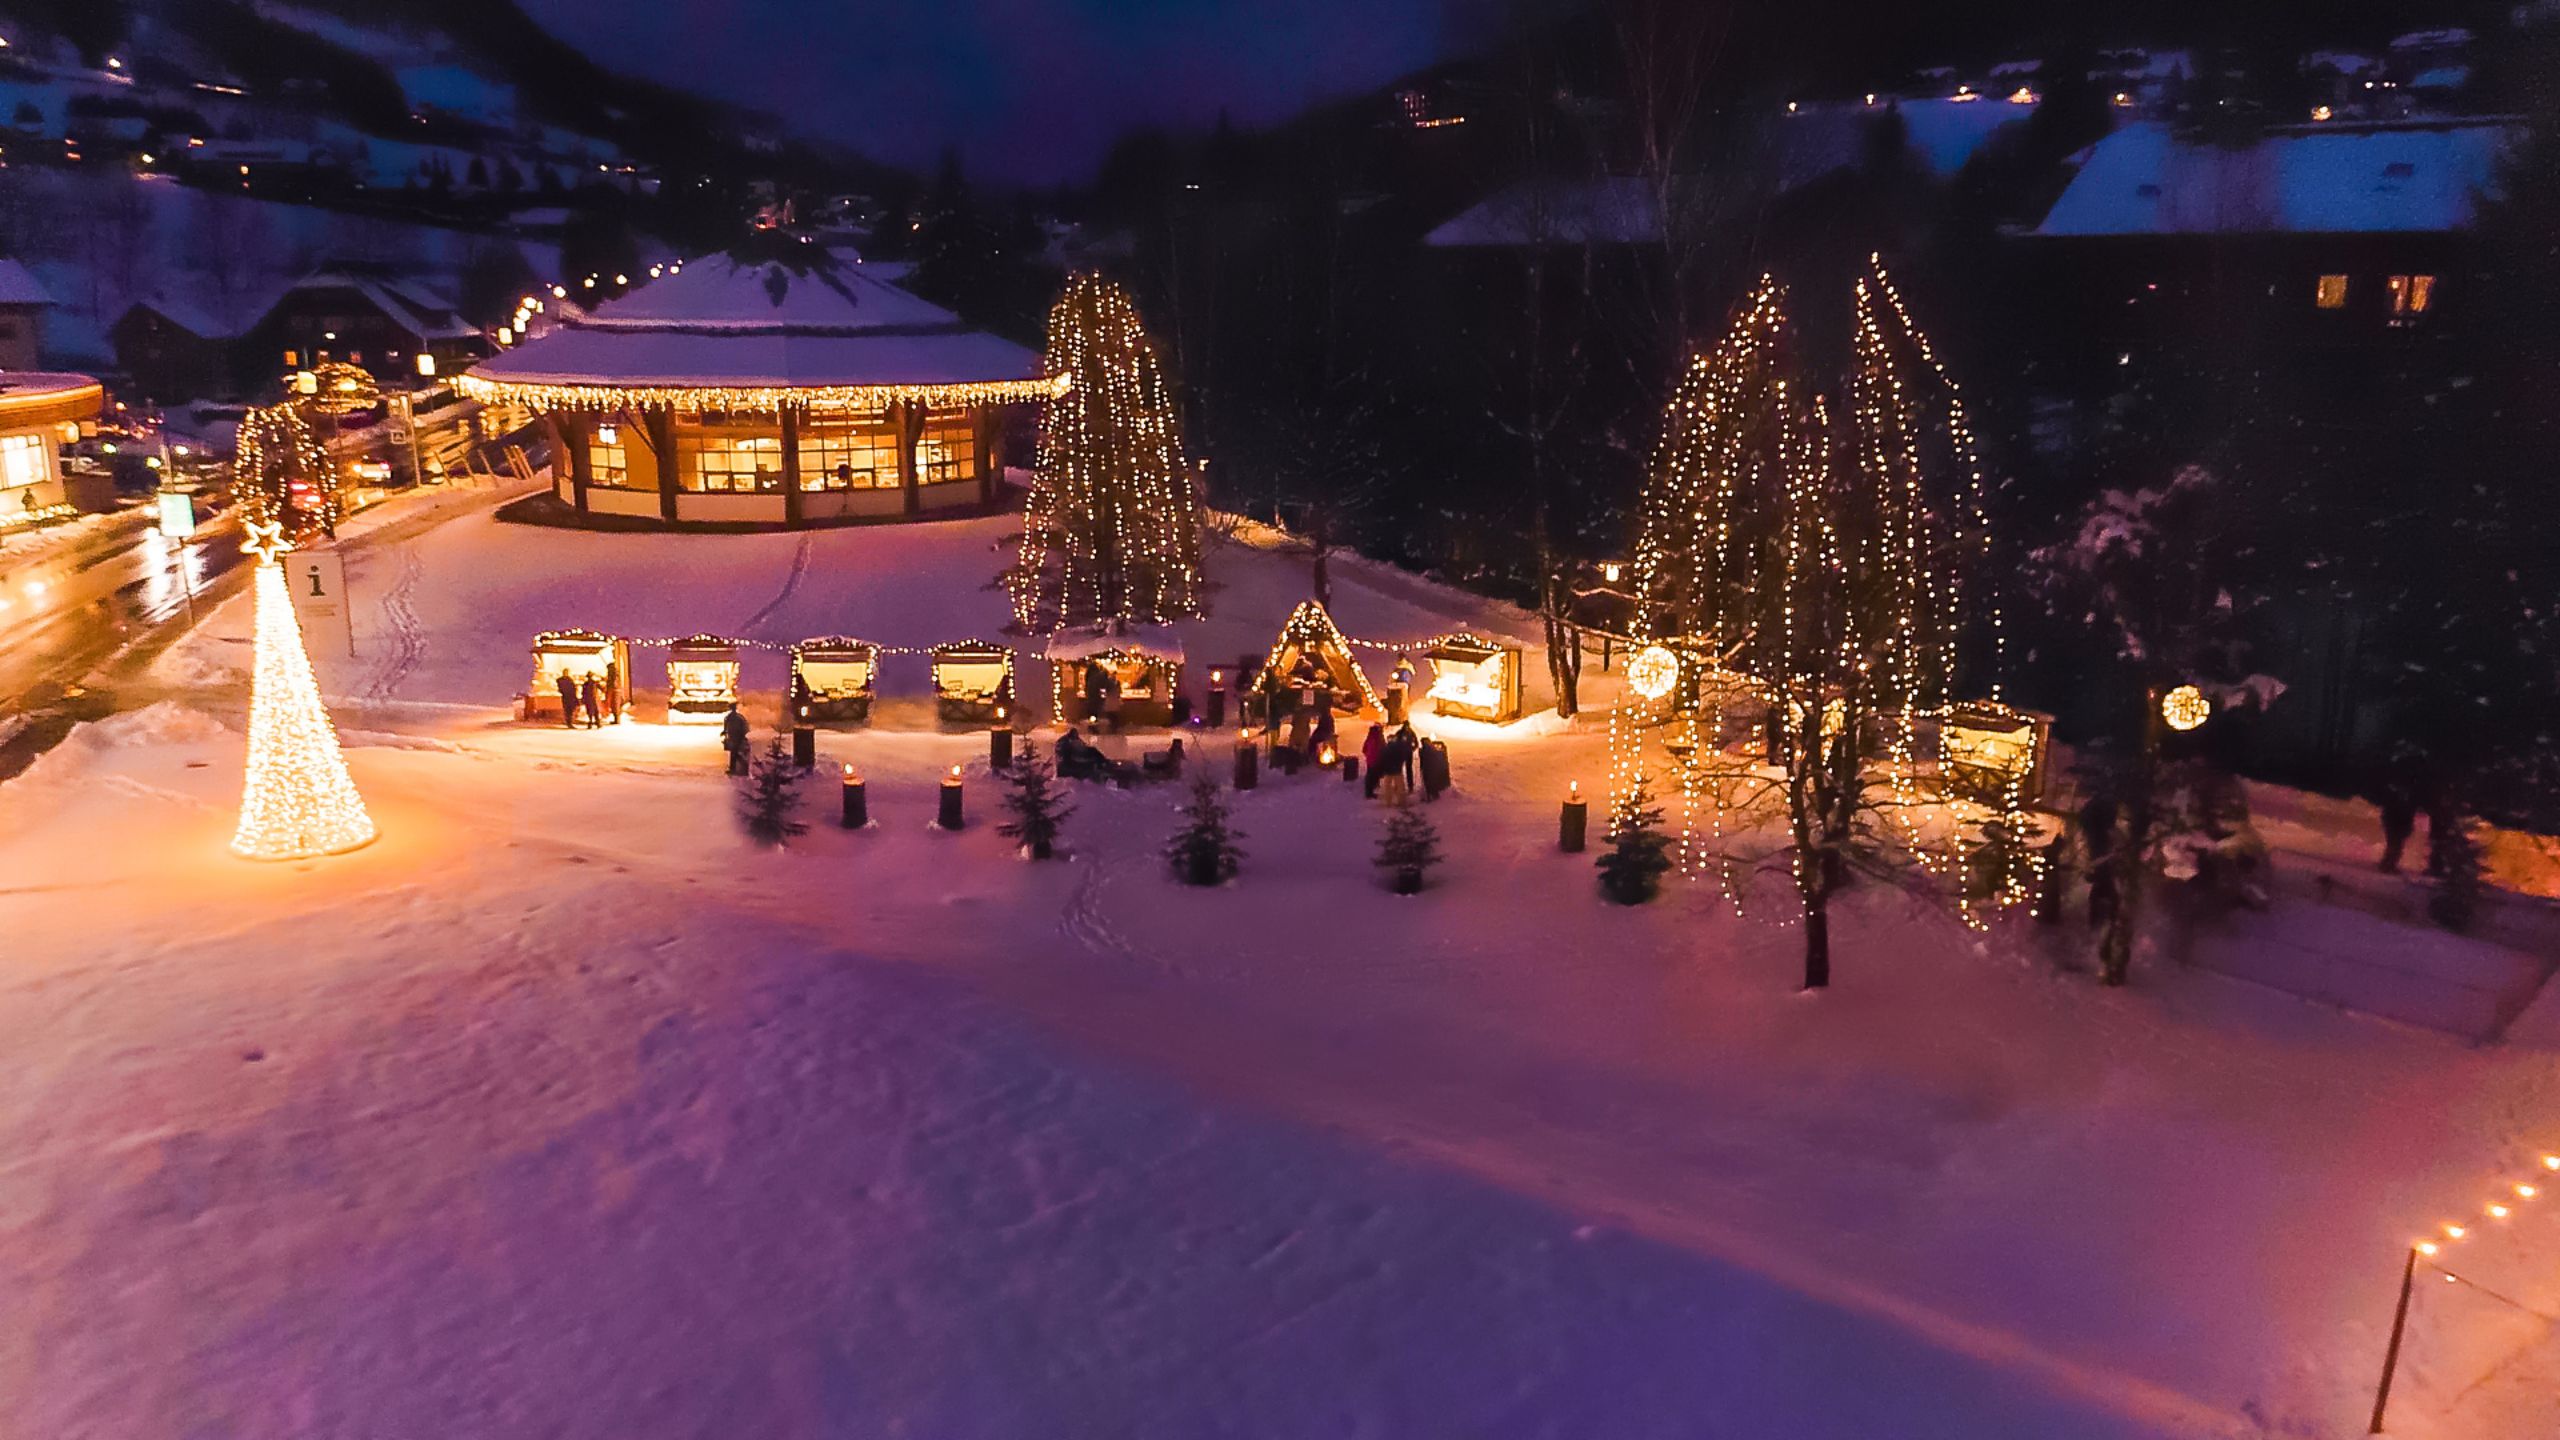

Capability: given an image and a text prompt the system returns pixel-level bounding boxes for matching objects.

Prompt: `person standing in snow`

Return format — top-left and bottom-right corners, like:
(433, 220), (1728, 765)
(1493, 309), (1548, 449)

(1083, 661), (1111, 730)
(721, 703), (750, 776)
(603, 660), (621, 724)
(2374, 777), (2419, 874)
(580, 676), (603, 729)
(1360, 722), (1387, 797)
(556, 671), (582, 728)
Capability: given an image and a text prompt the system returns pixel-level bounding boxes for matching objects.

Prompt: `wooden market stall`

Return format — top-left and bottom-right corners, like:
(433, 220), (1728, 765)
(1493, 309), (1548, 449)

(525, 630), (630, 723)
(665, 635), (742, 724)
(1258, 600), (1378, 717)
(790, 638), (879, 725)
(931, 641), (1014, 723)
(1049, 625), (1185, 729)
(1939, 702), (2055, 806)
(1422, 634), (1524, 724)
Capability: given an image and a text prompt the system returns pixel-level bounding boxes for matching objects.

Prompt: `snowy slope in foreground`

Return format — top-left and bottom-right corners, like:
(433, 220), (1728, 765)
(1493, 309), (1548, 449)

(6, 510), (2554, 1438)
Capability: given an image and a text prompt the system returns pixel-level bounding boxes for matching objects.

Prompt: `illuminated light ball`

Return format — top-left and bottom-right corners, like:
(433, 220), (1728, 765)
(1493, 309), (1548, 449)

(2160, 684), (2212, 732)
(1627, 645), (1681, 701)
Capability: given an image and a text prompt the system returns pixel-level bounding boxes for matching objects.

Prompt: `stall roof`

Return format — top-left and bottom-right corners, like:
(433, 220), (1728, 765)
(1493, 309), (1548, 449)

(1044, 624), (1185, 663)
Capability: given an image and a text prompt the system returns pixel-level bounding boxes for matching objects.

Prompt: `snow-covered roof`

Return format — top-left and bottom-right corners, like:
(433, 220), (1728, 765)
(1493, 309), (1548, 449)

(288, 268), (479, 341)
(1044, 625), (1184, 663)
(120, 281), (282, 340)
(1424, 178), (1660, 249)
(0, 258), (55, 307)
(2409, 66), (2471, 92)
(464, 254), (1049, 403)
(2034, 121), (2514, 237)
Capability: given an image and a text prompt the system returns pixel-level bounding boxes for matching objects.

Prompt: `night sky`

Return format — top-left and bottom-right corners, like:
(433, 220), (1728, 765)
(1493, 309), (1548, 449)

(520, 0), (1459, 186)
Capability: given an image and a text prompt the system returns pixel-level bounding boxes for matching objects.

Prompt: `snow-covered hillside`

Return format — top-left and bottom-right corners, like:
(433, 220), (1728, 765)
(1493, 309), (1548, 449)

(2, 502), (2553, 1438)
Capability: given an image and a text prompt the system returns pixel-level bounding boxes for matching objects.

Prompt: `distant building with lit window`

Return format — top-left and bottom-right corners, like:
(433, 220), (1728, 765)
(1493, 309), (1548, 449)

(251, 265), (488, 389)
(0, 372), (104, 528)
(455, 251), (1055, 529)
(2023, 118), (2516, 371)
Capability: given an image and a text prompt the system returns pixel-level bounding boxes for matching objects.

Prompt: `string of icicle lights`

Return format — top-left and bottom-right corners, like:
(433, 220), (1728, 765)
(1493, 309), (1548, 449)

(1605, 258), (2037, 922)
(1010, 274), (1204, 633)
(232, 522), (377, 861)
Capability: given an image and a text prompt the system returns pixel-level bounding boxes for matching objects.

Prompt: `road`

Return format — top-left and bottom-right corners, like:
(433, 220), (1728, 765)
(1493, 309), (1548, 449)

(0, 511), (246, 714)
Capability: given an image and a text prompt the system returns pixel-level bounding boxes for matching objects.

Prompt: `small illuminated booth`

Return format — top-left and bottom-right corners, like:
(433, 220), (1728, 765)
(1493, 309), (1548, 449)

(666, 635), (742, 724)
(932, 641), (1014, 723)
(1049, 625), (1185, 728)
(527, 629), (630, 722)
(1939, 702), (2054, 806)
(1423, 634), (1524, 724)
(1260, 600), (1378, 717)
(791, 638), (878, 724)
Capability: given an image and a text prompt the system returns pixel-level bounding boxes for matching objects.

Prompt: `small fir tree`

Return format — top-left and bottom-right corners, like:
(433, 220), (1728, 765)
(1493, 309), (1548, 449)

(1597, 777), (1674, 905)
(2427, 811), (2485, 933)
(1374, 795), (1444, 894)
(1165, 772), (1245, 886)
(997, 739), (1074, 860)
(736, 736), (808, 849)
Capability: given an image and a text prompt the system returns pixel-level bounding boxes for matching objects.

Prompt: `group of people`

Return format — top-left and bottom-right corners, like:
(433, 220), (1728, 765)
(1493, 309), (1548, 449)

(553, 667), (622, 730)
(1359, 721), (1424, 803)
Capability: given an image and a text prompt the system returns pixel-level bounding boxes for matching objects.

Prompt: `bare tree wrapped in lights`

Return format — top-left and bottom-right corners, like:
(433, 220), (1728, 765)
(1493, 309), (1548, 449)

(1607, 261), (2016, 989)
(1009, 274), (1204, 633)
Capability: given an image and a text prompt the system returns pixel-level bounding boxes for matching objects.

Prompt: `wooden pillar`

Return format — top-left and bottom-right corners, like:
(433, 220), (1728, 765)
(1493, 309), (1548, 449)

(647, 410), (679, 523)
(779, 407), (803, 527)
(895, 401), (925, 518)
(552, 413), (591, 515)
(974, 407), (1001, 507)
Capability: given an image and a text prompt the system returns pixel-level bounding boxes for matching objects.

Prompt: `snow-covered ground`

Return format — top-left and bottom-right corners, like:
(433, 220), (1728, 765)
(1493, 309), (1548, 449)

(4, 509), (2555, 1438)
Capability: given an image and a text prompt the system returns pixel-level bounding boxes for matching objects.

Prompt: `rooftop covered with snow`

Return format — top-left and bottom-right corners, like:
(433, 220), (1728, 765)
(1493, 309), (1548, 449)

(461, 253), (1053, 408)
(2034, 120), (2516, 237)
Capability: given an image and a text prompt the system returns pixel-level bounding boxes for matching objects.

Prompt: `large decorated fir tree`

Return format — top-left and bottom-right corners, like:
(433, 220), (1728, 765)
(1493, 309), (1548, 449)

(230, 401), (334, 538)
(1009, 274), (1204, 633)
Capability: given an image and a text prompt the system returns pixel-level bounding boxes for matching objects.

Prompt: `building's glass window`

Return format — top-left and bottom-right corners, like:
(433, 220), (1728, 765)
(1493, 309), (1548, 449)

(0, 432), (49, 490)
(2314, 274), (2349, 309)
(588, 422), (637, 488)
(797, 417), (903, 490)
(917, 411), (979, 485)
(282, 349), (299, 367)
(678, 429), (784, 493)
(2387, 274), (2435, 318)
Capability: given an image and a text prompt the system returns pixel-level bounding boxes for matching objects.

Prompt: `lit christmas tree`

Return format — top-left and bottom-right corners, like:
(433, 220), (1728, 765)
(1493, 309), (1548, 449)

(1009, 274), (1204, 633)
(232, 521), (377, 860)
(231, 401), (335, 537)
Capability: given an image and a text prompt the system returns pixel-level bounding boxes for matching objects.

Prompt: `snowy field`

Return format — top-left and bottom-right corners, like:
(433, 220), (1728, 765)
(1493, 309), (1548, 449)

(3, 507), (2556, 1438)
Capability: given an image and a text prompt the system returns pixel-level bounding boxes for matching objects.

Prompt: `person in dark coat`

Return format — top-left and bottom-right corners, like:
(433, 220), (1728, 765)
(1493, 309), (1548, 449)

(556, 671), (582, 728)
(602, 661), (621, 724)
(2375, 780), (2418, 874)
(721, 703), (749, 775)
(580, 676), (604, 729)
(1360, 723), (1387, 797)
(1082, 662), (1111, 730)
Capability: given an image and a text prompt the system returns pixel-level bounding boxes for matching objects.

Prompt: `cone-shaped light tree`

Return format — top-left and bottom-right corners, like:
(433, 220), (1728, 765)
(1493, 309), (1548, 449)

(1009, 274), (1204, 633)
(232, 520), (377, 860)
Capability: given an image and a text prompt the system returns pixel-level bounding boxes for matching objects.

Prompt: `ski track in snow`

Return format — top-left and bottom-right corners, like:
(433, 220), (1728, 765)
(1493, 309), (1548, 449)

(363, 539), (429, 708)
(737, 534), (814, 638)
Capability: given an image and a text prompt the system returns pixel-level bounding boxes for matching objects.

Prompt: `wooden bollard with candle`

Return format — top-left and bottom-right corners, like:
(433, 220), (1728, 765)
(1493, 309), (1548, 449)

(1559, 780), (1588, 853)
(1232, 729), (1258, 791)
(840, 764), (868, 829)
(938, 764), (966, 830)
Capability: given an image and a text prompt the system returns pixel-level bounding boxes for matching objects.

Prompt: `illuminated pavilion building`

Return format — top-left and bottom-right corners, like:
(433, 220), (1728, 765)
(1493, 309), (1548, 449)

(456, 252), (1059, 528)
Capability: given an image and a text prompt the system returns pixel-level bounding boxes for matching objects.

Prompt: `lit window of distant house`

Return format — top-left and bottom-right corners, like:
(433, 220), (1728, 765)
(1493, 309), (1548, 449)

(2387, 274), (2435, 318)
(587, 422), (635, 488)
(678, 430), (783, 493)
(796, 418), (901, 490)
(2314, 274), (2349, 309)
(917, 411), (978, 485)
(282, 349), (299, 367)
(0, 432), (49, 490)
